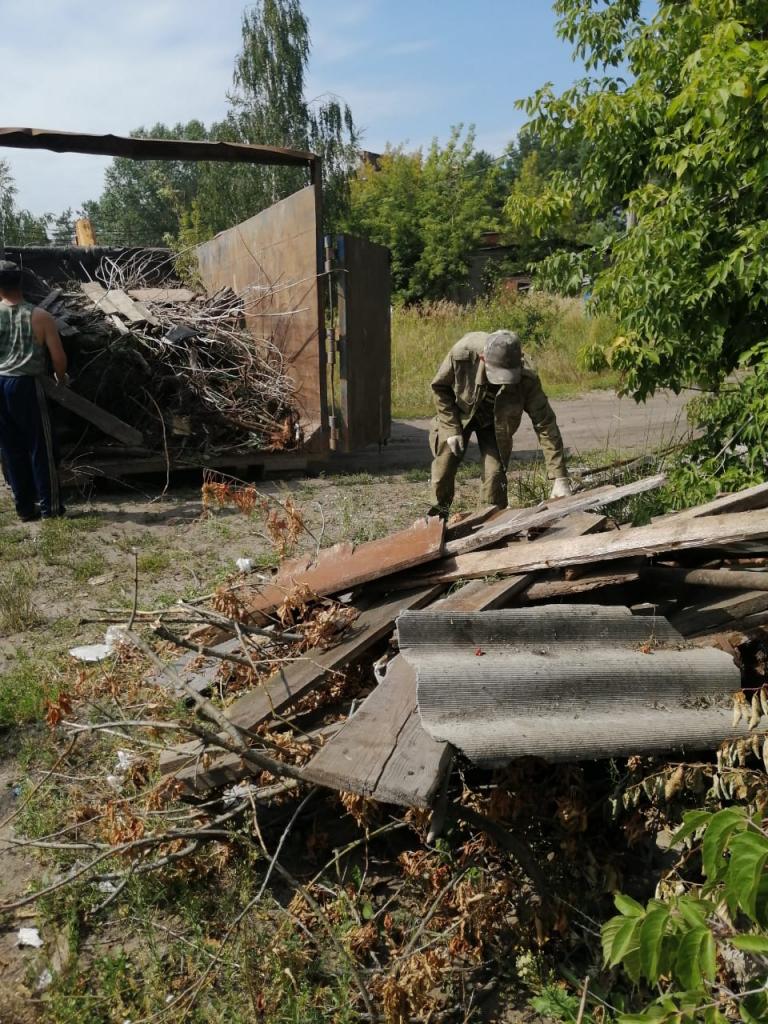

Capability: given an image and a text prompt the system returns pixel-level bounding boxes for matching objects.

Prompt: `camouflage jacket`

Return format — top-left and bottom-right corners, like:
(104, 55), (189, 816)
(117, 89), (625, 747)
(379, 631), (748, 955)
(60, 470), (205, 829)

(430, 331), (567, 478)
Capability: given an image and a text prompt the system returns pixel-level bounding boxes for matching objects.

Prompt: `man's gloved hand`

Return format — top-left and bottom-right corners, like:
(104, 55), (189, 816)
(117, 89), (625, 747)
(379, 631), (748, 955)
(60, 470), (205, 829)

(550, 475), (573, 499)
(446, 435), (465, 457)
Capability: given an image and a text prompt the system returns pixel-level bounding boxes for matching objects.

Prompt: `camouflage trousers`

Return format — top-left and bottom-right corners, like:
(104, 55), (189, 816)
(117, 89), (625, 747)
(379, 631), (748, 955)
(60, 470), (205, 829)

(428, 419), (507, 515)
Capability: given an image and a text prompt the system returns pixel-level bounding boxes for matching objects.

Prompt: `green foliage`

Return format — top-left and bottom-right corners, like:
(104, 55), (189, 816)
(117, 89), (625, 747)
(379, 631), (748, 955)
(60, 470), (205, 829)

(345, 126), (498, 301)
(603, 807), (768, 1023)
(0, 158), (57, 245)
(0, 652), (60, 727)
(512, 0), (768, 491)
(86, 1), (359, 245)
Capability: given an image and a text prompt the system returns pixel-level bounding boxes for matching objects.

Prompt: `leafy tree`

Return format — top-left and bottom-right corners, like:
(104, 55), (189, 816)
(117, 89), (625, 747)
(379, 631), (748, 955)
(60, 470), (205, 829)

(346, 126), (498, 302)
(508, 0), (768, 494)
(0, 159), (52, 246)
(83, 121), (209, 246)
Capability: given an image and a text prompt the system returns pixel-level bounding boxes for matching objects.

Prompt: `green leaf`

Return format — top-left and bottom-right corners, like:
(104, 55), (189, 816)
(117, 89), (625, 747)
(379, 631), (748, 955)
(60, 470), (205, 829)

(677, 896), (714, 930)
(640, 905), (670, 981)
(702, 808), (748, 880)
(361, 901), (374, 921)
(726, 831), (768, 920)
(740, 991), (768, 1024)
(674, 926), (711, 990)
(602, 914), (627, 965)
(730, 79), (752, 99)
(608, 915), (643, 967)
(730, 933), (768, 954)
(615, 893), (646, 917)
(672, 811), (712, 846)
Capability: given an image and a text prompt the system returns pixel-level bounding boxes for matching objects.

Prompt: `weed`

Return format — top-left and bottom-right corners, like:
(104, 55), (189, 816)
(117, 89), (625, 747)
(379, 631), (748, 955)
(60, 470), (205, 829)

(137, 550), (172, 574)
(0, 651), (60, 727)
(71, 552), (108, 583)
(404, 466), (430, 482)
(328, 471), (377, 487)
(0, 564), (40, 632)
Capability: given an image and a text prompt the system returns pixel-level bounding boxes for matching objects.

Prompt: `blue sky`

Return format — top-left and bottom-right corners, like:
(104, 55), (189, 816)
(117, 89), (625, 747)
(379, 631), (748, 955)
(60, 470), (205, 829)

(2, 1), (620, 215)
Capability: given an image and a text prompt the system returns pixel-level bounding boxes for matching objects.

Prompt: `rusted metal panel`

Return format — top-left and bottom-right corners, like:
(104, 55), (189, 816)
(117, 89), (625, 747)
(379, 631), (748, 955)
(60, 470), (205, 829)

(398, 604), (751, 765)
(335, 234), (392, 451)
(245, 516), (445, 617)
(196, 186), (327, 439)
(0, 127), (315, 168)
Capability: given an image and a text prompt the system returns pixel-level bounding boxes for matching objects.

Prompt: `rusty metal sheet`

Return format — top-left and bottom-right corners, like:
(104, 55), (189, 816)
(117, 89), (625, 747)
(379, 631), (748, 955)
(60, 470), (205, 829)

(246, 516), (445, 616)
(398, 604), (751, 765)
(0, 127), (315, 168)
(335, 234), (391, 451)
(196, 186), (326, 439)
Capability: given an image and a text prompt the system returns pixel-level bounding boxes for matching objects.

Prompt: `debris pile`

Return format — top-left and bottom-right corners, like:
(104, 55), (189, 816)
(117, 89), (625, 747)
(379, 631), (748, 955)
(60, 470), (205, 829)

(149, 474), (768, 804)
(9, 475), (768, 1019)
(24, 253), (301, 470)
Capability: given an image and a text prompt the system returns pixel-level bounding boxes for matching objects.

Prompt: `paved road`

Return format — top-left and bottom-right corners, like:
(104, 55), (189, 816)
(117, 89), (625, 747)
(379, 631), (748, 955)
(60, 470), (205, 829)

(332, 389), (692, 473)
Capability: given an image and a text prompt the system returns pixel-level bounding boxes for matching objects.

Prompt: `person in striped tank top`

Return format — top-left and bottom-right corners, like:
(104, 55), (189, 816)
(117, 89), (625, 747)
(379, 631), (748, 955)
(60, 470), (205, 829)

(0, 260), (68, 521)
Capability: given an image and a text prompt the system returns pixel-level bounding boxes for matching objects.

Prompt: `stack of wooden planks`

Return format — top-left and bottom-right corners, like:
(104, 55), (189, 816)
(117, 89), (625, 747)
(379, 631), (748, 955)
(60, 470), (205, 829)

(156, 477), (768, 810)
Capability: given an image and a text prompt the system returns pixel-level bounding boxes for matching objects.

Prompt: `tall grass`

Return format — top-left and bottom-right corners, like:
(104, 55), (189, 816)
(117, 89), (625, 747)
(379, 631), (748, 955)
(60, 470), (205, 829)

(391, 290), (618, 419)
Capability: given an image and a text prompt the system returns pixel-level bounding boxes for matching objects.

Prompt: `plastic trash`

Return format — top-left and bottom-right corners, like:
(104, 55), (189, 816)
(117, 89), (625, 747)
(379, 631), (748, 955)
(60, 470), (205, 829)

(235, 557), (254, 573)
(18, 927), (43, 948)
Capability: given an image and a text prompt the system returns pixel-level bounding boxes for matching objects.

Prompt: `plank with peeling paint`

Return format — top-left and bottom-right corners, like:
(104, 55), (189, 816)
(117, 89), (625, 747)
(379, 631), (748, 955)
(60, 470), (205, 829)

(244, 516), (445, 617)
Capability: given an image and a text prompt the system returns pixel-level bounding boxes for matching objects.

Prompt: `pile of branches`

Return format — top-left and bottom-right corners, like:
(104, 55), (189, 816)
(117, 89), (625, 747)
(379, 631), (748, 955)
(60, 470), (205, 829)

(27, 251), (301, 457)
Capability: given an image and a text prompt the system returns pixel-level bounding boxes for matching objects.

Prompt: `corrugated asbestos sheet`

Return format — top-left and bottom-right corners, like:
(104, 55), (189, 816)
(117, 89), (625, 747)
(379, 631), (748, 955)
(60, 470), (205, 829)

(397, 605), (748, 765)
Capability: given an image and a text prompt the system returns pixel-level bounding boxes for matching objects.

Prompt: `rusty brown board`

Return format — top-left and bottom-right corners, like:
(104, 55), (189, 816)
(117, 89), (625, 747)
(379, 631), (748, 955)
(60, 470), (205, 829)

(243, 516), (445, 618)
(159, 585), (442, 794)
(302, 513), (605, 808)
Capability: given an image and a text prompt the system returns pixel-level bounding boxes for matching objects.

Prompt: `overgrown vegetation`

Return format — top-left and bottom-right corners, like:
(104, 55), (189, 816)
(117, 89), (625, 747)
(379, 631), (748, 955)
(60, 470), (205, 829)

(392, 289), (617, 418)
(510, 0), (768, 503)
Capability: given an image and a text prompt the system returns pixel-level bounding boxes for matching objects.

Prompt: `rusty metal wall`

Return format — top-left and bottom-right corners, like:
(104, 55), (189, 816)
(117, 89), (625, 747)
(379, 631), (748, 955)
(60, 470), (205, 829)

(196, 185), (327, 446)
(336, 234), (391, 451)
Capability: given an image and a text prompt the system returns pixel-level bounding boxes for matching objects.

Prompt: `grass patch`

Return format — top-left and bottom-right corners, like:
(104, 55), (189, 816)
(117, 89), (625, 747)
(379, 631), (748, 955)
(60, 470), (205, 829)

(392, 290), (618, 418)
(71, 552), (109, 583)
(0, 651), (60, 727)
(137, 550), (172, 574)
(327, 471), (377, 487)
(0, 564), (40, 632)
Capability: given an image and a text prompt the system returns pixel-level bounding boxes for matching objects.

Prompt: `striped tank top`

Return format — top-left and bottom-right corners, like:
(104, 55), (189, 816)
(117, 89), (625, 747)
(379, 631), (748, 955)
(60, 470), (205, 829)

(0, 300), (47, 376)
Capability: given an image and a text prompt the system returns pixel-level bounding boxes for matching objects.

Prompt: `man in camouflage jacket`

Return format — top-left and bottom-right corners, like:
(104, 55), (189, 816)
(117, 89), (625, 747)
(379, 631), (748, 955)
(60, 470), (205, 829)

(428, 329), (571, 515)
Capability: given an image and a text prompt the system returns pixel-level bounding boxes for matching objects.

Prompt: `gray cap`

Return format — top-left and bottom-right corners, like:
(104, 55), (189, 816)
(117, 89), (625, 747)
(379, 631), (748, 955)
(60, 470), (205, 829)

(0, 259), (19, 273)
(483, 330), (522, 385)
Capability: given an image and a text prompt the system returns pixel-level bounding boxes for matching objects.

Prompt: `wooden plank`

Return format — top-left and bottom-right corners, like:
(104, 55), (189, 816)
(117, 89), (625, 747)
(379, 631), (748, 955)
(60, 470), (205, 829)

(39, 378), (144, 447)
(671, 590), (768, 637)
(303, 514), (604, 807)
(38, 288), (62, 310)
(244, 517), (445, 617)
(443, 474), (666, 557)
(128, 288), (197, 303)
(663, 482), (768, 521)
(74, 217), (96, 246)
(432, 511), (768, 582)
(81, 281), (119, 315)
(160, 586), (442, 790)
(105, 289), (159, 326)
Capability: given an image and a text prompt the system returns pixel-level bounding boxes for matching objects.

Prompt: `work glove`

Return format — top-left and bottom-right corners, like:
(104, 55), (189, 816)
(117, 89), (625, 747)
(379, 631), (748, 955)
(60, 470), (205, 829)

(549, 475), (573, 499)
(446, 435), (465, 458)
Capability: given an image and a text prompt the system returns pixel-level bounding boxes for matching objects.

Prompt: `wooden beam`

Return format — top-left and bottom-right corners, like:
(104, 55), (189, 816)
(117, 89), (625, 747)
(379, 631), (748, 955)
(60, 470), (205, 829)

(39, 377), (144, 447)
(642, 566), (768, 593)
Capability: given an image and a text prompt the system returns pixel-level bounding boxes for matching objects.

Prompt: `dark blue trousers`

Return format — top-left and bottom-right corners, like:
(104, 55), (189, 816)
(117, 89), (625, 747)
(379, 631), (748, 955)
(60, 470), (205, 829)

(0, 375), (62, 517)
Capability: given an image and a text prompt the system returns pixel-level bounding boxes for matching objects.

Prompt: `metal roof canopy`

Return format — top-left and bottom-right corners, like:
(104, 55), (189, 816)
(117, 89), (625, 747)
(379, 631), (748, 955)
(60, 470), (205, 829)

(397, 604), (756, 765)
(0, 127), (319, 176)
